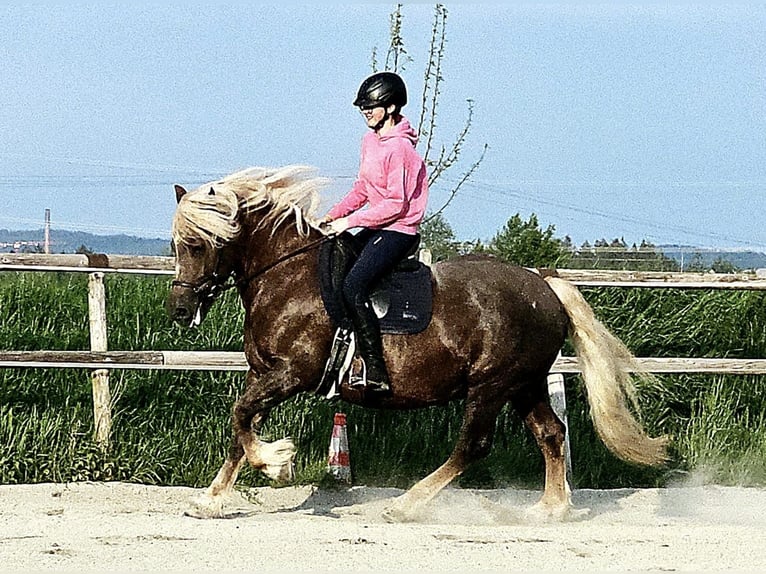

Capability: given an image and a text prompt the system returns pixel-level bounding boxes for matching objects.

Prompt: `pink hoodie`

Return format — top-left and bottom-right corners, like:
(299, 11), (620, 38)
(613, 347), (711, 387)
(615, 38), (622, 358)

(328, 117), (428, 235)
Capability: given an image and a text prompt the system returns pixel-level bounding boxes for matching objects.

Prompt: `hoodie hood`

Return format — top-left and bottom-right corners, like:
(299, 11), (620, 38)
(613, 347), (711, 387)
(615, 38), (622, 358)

(379, 117), (419, 146)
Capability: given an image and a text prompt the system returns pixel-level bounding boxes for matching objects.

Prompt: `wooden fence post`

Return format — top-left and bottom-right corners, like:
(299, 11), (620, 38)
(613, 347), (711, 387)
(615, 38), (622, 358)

(88, 272), (111, 448)
(547, 356), (572, 484)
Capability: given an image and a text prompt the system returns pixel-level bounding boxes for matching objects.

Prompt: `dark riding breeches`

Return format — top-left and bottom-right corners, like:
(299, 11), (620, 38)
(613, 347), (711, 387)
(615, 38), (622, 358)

(342, 229), (419, 305)
(342, 229), (420, 380)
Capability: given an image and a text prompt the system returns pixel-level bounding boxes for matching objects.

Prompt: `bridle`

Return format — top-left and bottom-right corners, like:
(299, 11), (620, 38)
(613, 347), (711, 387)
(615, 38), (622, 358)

(171, 234), (329, 304)
(170, 265), (230, 304)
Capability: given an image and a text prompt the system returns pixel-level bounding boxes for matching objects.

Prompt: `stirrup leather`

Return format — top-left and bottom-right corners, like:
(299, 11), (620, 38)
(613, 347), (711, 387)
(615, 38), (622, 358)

(317, 328), (355, 399)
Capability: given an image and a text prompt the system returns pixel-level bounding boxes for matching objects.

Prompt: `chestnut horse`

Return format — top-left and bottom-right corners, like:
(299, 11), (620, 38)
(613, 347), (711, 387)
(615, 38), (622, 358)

(167, 165), (668, 521)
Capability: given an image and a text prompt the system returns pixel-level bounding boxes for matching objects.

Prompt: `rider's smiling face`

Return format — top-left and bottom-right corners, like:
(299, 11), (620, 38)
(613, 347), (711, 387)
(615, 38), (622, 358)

(359, 105), (384, 127)
(359, 104), (396, 130)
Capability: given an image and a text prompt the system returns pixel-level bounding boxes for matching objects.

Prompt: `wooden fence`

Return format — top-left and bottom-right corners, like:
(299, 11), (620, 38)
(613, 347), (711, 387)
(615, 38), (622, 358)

(2, 252), (766, 448)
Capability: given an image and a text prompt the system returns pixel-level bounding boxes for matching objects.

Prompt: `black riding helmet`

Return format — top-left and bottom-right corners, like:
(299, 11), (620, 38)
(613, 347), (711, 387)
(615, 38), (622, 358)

(353, 72), (407, 110)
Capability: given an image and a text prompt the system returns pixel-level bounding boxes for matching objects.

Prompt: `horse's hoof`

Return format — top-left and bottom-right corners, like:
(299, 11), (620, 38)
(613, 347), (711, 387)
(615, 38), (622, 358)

(264, 461), (295, 483)
(524, 501), (589, 523)
(184, 507), (215, 519)
(382, 499), (421, 523)
(382, 506), (410, 523)
(185, 493), (226, 519)
(569, 507), (590, 520)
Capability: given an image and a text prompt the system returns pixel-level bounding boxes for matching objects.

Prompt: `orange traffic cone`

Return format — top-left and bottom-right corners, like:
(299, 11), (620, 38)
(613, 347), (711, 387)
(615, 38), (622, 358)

(327, 412), (351, 483)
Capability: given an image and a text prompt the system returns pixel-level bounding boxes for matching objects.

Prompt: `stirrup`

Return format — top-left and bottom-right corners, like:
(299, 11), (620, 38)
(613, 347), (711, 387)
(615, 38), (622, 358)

(348, 357), (391, 395)
(348, 356), (367, 387)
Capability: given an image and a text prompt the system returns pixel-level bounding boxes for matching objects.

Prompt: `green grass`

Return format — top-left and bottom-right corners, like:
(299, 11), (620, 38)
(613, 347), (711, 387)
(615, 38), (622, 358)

(1, 272), (765, 489)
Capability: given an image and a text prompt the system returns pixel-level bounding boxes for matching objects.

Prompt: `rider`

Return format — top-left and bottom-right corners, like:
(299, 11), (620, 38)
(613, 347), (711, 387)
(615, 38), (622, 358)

(321, 71), (429, 395)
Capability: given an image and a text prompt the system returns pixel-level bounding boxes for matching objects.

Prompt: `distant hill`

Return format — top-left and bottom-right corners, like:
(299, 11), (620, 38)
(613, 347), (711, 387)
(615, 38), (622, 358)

(0, 229), (170, 256)
(661, 245), (766, 271)
(4, 229), (766, 270)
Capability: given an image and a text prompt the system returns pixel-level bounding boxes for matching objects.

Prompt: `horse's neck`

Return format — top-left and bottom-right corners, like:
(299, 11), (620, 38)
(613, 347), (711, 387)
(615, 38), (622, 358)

(239, 220), (321, 283)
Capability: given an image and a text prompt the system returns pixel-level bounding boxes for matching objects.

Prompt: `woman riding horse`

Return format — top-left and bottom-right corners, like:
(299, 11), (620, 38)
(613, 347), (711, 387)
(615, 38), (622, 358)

(168, 165), (668, 522)
(321, 72), (428, 396)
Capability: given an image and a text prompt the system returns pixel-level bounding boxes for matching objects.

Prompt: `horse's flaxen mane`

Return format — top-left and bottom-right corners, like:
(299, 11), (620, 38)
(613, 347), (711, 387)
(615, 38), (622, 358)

(172, 165), (329, 247)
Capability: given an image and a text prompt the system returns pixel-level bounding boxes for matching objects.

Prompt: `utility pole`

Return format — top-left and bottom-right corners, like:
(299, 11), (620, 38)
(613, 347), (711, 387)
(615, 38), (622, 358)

(44, 208), (50, 254)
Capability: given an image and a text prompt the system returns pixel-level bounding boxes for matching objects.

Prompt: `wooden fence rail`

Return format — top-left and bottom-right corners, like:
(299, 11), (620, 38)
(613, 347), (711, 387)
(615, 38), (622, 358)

(0, 253), (175, 274)
(5, 252), (766, 288)
(2, 350), (766, 375)
(2, 252), (766, 450)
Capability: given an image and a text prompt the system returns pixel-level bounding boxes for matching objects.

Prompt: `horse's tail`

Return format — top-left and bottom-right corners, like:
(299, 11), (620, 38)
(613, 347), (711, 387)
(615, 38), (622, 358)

(544, 276), (669, 466)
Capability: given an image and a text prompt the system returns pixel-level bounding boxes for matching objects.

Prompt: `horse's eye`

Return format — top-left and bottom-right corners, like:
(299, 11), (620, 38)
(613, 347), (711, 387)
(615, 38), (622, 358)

(188, 243), (206, 255)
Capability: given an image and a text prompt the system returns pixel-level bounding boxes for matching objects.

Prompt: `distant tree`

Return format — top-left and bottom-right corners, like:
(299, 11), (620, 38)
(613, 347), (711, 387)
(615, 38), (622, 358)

(632, 240), (680, 271)
(420, 212), (485, 262)
(590, 237), (630, 269)
(487, 213), (571, 268)
(683, 251), (740, 273)
(420, 212), (460, 262)
(570, 238), (679, 271)
(20, 243), (44, 254)
(711, 257), (738, 274)
(75, 244), (93, 255)
(684, 252), (707, 272)
(458, 238), (486, 255)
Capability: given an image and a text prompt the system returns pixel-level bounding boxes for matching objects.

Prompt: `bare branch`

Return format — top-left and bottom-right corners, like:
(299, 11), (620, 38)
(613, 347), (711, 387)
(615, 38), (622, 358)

(424, 143), (488, 224)
(428, 98), (475, 186)
(416, 5), (443, 143)
(420, 5), (448, 167)
(375, 4), (485, 224)
(385, 5), (410, 73)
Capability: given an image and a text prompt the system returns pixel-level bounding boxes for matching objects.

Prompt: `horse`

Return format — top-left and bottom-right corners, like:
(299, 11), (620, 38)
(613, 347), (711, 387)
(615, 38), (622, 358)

(167, 165), (669, 521)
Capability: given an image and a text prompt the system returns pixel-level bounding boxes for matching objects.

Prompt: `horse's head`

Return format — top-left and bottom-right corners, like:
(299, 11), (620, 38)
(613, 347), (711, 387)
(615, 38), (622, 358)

(166, 165), (328, 327)
(167, 184), (239, 328)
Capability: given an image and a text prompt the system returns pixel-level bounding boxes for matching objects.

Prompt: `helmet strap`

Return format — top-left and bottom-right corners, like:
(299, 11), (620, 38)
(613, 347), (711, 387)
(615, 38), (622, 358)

(371, 106), (399, 132)
(372, 111), (389, 132)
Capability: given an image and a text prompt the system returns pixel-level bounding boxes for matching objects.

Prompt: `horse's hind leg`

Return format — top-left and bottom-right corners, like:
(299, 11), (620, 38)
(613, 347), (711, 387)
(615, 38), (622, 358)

(383, 389), (504, 523)
(512, 378), (575, 520)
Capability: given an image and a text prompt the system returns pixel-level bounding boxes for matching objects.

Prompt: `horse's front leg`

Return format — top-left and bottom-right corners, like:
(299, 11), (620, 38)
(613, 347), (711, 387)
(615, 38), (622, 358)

(192, 367), (299, 517)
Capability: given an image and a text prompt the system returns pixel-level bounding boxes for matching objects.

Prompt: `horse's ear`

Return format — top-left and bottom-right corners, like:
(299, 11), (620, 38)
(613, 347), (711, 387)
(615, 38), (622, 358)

(174, 185), (187, 203)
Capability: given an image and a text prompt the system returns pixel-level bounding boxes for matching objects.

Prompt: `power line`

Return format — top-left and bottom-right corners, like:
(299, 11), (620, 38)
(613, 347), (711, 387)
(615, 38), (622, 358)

(4, 161), (765, 249)
(470, 178), (766, 188)
(440, 177), (766, 250)
(0, 152), (222, 177)
(0, 214), (170, 238)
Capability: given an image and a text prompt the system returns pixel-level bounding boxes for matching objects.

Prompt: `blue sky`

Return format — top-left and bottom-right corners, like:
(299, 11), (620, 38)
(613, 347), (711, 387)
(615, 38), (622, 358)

(2, 4), (765, 250)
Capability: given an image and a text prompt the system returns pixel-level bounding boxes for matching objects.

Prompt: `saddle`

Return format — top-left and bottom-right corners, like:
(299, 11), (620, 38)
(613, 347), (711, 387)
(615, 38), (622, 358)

(316, 232), (434, 399)
(318, 233), (433, 335)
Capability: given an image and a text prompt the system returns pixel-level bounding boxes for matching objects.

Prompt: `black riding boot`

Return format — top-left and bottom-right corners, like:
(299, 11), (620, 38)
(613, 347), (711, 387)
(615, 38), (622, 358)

(349, 296), (391, 394)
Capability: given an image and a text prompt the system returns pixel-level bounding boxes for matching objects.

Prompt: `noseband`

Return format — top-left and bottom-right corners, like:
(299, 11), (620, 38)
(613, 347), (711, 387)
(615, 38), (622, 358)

(171, 235), (329, 304)
(171, 273), (230, 302)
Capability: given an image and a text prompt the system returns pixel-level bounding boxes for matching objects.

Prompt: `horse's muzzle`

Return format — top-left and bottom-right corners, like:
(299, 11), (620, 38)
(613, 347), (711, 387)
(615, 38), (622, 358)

(167, 288), (206, 328)
(169, 301), (197, 327)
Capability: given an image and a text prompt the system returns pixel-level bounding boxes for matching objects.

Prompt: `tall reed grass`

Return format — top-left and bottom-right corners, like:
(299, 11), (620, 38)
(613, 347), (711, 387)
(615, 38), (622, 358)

(1, 272), (765, 489)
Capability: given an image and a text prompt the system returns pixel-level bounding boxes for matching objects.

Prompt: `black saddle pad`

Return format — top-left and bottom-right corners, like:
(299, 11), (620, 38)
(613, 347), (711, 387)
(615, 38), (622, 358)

(319, 234), (433, 335)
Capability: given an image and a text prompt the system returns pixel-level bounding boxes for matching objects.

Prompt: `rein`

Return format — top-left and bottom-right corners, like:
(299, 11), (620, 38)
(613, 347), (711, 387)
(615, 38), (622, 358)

(172, 234), (329, 301)
(235, 235), (329, 289)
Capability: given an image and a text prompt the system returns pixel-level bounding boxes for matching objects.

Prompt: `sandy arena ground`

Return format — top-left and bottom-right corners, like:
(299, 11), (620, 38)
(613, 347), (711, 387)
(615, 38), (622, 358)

(1, 481), (765, 572)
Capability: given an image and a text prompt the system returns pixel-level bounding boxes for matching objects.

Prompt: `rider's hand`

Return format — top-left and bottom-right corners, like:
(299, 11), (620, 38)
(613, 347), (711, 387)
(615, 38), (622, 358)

(327, 217), (350, 236)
